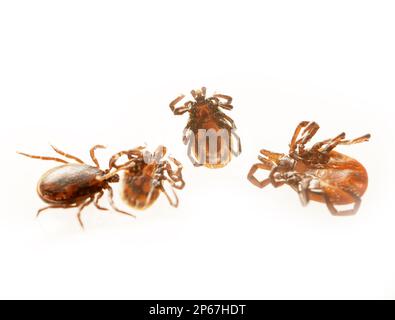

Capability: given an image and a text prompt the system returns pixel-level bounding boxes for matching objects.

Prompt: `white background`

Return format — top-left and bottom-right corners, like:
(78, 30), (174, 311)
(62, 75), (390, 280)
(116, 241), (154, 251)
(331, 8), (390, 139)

(0, 0), (394, 300)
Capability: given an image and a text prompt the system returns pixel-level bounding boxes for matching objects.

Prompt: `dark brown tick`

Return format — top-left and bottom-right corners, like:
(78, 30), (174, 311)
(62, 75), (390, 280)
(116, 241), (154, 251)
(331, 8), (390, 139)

(18, 145), (136, 228)
(248, 121), (370, 216)
(109, 146), (185, 210)
(170, 87), (241, 168)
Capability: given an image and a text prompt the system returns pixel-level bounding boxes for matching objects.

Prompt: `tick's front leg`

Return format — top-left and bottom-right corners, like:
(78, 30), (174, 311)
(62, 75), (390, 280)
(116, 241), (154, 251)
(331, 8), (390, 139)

(170, 95), (191, 115)
(90, 145), (106, 168)
(248, 162), (272, 189)
(213, 93), (233, 106)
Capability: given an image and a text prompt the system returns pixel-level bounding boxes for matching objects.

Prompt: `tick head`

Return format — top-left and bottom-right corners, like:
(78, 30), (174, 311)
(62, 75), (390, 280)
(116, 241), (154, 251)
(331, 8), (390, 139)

(108, 174), (120, 183)
(191, 87), (207, 103)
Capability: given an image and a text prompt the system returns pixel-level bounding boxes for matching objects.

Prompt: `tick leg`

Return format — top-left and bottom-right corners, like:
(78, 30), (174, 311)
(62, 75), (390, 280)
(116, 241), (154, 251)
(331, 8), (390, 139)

(17, 152), (68, 164)
(109, 147), (144, 169)
(76, 197), (95, 229)
(259, 149), (284, 163)
(213, 93), (233, 106)
(220, 113), (237, 129)
(323, 133), (371, 153)
(165, 157), (186, 189)
(325, 194), (361, 216)
(107, 186), (136, 218)
(94, 191), (108, 211)
(290, 121), (310, 153)
(248, 162), (273, 188)
(231, 130), (242, 156)
(186, 134), (204, 167)
(37, 204), (78, 217)
(160, 179), (180, 208)
(170, 95), (191, 115)
(338, 134), (371, 146)
(50, 145), (85, 164)
(296, 122), (320, 150)
(90, 145), (106, 168)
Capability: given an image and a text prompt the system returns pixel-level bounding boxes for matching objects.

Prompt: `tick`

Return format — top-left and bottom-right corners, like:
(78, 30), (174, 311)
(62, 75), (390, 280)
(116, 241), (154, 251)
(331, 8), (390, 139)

(109, 145), (185, 210)
(170, 87), (241, 168)
(248, 121), (370, 215)
(18, 145), (136, 228)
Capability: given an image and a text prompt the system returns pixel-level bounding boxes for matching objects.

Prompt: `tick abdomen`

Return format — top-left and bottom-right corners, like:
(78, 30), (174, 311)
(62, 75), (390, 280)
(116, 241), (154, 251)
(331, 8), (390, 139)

(37, 164), (104, 204)
(305, 152), (368, 205)
(121, 173), (160, 210)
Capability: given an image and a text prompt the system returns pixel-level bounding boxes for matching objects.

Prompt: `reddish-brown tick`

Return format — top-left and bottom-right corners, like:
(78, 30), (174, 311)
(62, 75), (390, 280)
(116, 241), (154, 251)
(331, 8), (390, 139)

(170, 87), (241, 168)
(109, 146), (185, 210)
(248, 121), (370, 215)
(18, 145), (135, 228)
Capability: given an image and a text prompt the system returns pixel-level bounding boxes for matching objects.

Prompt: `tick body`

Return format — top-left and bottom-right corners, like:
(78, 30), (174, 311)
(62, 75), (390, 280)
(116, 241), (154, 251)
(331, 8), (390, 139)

(170, 87), (241, 168)
(109, 146), (185, 210)
(18, 145), (136, 228)
(248, 121), (370, 215)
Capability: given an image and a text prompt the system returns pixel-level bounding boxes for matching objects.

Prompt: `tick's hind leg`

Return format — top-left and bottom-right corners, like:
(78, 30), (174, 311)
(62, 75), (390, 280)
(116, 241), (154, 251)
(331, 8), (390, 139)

(107, 186), (136, 218)
(311, 132), (345, 153)
(94, 191), (108, 211)
(259, 149), (284, 163)
(37, 204), (78, 217)
(325, 188), (362, 216)
(339, 134), (371, 146)
(230, 130), (242, 156)
(166, 157), (186, 189)
(50, 145), (85, 164)
(324, 190), (362, 216)
(314, 133), (371, 154)
(296, 122), (320, 149)
(76, 197), (95, 229)
(160, 179), (180, 208)
(186, 135), (204, 167)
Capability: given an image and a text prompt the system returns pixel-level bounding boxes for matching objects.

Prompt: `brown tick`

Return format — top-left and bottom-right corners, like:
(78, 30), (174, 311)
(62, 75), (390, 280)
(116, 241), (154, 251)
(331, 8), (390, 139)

(18, 145), (136, 228)
(170, 87), (241, 168)
(109, 145), (185, 210)
(248, 121), (370, 215)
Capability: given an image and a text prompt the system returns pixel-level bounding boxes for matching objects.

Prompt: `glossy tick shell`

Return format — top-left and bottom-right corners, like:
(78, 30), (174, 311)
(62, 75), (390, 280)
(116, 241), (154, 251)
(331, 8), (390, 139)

(18, 145), (135, 229)
(170, 87), (241, 168)
(248, 121), (370, 216)
(38, 164), (106, 204)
